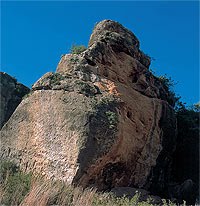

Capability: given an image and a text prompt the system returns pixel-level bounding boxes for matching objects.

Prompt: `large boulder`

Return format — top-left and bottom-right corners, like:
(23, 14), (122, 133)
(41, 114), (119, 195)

(0, 20), (176, 195)
(0, 72), (30, 128)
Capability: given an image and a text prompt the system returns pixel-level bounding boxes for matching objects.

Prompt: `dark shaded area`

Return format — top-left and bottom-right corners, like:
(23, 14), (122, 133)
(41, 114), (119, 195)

(102, 162), (130, 191)
(171, 108), (199, 204)
(147, 105), (199, 205)
(85, 58), (96, 66)
(0, 72), (30, 128)
(146, 103), (177, 198)
(73, 98), (119, 185)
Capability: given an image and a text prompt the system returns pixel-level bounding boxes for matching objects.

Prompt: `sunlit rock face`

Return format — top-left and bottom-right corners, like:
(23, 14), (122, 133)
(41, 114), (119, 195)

(0, 20), (176, 195)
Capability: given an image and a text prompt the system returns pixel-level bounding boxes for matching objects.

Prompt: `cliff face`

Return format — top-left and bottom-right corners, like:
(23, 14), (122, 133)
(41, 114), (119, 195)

(0, 72), (30, 128)
(0, 20), (176, 195)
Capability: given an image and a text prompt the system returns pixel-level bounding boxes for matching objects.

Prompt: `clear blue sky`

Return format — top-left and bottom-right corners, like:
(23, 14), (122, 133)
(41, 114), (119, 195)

(1, 1), (199, 105)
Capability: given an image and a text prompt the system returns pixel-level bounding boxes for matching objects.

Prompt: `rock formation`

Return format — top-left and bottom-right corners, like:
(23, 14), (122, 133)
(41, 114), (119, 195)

(0, 72), (30, 128)
(1, 20), (178, 199)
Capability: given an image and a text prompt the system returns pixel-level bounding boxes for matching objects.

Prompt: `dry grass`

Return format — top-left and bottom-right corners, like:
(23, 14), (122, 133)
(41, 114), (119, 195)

(1, 174), (178, 206)
(0, 161), (178, 206)
(0, 186), (5, 203)
(20, 177), (99, 206)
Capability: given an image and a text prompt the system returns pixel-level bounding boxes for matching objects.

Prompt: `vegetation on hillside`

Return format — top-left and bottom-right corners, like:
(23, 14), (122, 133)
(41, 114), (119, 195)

(0, 160), (179, 206)
(0, 161), (32, 205)
(70, 45), (87, 54)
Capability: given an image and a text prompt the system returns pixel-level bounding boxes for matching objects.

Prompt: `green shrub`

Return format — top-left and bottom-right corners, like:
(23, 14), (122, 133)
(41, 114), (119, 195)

(75, 81), (97, 96)
(157, 74), (180, 107)
(0, 160), (19, 183)
(69, 56), (80, 63)
(70, 45), (87, 54)
(0, 160), (32, 205)
(2, 172), (32, 205)
(158, 75), (175, 90)
(105, 110), (118, 129)
(50, 73), (65, 85)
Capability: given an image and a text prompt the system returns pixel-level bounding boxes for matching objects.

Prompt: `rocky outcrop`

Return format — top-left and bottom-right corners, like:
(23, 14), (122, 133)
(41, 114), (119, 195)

(0, 72), (30, 128)
(57, 21), (176, 107)
(0, 20), (177, 197)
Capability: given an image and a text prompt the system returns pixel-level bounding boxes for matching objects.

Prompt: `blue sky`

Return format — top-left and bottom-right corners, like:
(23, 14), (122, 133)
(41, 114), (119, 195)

(1, 1), (199, 105)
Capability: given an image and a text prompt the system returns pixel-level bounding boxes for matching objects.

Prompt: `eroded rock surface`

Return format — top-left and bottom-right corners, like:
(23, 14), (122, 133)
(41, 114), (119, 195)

(0, 20), (176, 196)
(0, 72), (30, 128)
